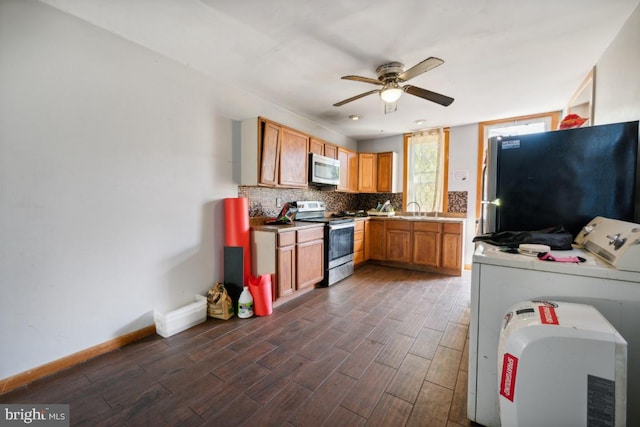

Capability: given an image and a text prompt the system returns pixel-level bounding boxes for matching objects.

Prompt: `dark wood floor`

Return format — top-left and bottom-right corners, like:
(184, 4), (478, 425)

(1, 264), (474, 426)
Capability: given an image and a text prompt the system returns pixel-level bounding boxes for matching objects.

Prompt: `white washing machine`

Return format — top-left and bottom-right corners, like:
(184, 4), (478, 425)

(498, 300), (627, 427)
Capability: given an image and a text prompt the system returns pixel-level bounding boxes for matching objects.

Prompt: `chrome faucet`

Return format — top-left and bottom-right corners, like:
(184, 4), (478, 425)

(406, 201), (421, 216)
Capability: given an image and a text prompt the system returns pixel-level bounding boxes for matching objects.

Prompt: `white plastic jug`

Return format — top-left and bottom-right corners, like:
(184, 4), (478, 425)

(237, 286), (254, 318)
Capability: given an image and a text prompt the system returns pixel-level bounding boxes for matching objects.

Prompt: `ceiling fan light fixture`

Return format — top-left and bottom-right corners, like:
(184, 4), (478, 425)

(380, 84), (402, 103)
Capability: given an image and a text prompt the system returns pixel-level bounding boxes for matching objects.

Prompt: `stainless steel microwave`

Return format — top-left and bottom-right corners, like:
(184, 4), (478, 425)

(309, 153), (340, 186)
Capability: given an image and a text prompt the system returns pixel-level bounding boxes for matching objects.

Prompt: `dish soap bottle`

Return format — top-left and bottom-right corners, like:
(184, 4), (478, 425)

(238, 286), (254, 318)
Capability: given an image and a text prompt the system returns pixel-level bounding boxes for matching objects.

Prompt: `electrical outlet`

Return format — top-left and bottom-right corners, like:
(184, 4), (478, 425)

(276, 197), (283, 208)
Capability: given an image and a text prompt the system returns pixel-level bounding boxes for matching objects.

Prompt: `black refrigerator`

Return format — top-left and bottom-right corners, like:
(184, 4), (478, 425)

(482, 120), (639, 237)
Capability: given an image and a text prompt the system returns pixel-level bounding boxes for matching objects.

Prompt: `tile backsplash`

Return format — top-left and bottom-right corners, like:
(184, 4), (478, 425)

(238, 186), (467, 217)
(238, 186), (402, 217)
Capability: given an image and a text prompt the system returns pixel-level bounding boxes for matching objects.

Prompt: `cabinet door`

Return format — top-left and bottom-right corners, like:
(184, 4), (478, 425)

(364, 220), (371, 261)
(412, 222), (441, 267)
(441, 223), (463, 271)
(309, 138), (324, 155)
(336, 147), (357, 191)
(260, 121), (281, 186)
(413, 231), (440, 267)
(358, 153), (377, 193)
(386, 222), (411, 263)
(297, 239), (324, 289)
(369, 221), (386, 260)
(353, 220), (365, 266)
(376, 152), (395, 193)
(277, 245), (296, 297)
(324, 144), (338, 159)
(280, 128), (309, 187)
(347, 150), (358, 192)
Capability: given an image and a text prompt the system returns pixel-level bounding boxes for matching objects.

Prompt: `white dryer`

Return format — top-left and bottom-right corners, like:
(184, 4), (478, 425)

(498, 300), (627, 427)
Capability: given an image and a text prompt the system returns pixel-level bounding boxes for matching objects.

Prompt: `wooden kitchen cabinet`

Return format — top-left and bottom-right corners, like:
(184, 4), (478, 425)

(377, 152), (398, 193)
(277, 231), (296, 298)
(296, 227), (324, 290)
(441, 222), (463, 271)
(385, 221), (411, 263)
(367, 218), (463, 276)
(309, 137), (324, 155)
(252, 224), (325, 306)
(337, 147), (358, 192)
(324, 143), (338, 159)
(259, 121), (281, 186)
(369, 220), (385, 260)
(279, 127), (309, 187)
(353, 219), (369, 267)
(412, 222), (442, 267)
(358, 153), (377, 193)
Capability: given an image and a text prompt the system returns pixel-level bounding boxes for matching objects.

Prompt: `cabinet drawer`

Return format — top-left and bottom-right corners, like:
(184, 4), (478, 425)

(354, 220), (365, 232)
(443, 222), (462, 234)
(297, 226), (324, 243)
(386, 221), (411, 231)
(413, 222), (442, 233)
(278, 231), (296, 247)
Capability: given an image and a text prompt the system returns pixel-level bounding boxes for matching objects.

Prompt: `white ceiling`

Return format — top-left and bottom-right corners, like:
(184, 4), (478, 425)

(41, 0), (639, 140)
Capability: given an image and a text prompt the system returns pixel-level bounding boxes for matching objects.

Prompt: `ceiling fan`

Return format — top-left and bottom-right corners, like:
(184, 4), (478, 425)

(333, 56), (454, 111)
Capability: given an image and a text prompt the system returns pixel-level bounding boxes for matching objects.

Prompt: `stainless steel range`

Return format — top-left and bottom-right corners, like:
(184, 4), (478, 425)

(295, 201), (355, 286)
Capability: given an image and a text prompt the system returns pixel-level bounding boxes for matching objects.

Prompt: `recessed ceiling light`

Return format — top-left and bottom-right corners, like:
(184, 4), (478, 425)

(414, 119), (426, 125)
(348, 115), (360, 121)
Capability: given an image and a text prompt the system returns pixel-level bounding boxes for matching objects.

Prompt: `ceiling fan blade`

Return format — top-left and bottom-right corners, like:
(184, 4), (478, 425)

(333, 89), (379, 107)
(398, 57), (444, 82)
(404, 85), (454, 107)
(341, 75), (384, 85)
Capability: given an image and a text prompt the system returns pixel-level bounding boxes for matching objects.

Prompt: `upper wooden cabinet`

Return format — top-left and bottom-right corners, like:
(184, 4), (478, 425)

(249, 118), (309, 188)
(356, 151), (399, 193)
(259, 121), (281, 186)
(309, 137), (324, 155)
(358, 153), (377, 193)
(337, 147), (358, 192)
(324, 143), (338, 160)
(377, 152), (399, 193)
(309, 137), (338, 160)
(279, 127), (309, 187)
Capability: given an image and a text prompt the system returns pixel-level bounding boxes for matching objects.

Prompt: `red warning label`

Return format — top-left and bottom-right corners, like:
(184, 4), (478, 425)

(500, 353), (518, 402)
(538, 305), (559, 325)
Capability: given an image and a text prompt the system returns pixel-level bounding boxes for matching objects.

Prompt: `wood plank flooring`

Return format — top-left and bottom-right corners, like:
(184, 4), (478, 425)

(0, 264), (476, 426)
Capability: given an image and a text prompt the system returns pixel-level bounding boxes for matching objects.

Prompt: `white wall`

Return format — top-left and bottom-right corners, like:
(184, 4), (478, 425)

(593, 3), (640, 125)
(448, 125), (479, 266)
(0, 0), (354, 380)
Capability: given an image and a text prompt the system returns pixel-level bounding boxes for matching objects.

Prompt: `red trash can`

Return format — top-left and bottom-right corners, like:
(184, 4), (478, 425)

(248, 274), (273, 316)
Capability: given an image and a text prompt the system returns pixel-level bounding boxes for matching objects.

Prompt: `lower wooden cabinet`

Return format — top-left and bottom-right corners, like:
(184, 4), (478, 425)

(369, 220), (386, 261)
(412, 222), (441, 267)
(296, 227), (324, 290)
(385, 221), (411, 263)
(353, 218), (370, 266)
(368, 219), (463, 276)
(441, 222), (463, 271)
(252, 225), (325, 305)
(277, 243), (296, 297)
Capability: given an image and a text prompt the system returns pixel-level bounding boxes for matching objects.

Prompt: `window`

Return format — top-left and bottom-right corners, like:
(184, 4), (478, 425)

(475, 111), (561, 219)
(403, 128), (449, 213)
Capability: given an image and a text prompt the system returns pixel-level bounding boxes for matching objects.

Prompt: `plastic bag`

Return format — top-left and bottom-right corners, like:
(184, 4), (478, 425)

(207, 282), (234, 320)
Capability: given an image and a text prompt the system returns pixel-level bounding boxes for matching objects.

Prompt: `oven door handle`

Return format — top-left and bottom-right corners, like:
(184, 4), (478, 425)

(328, 222), (355, 230)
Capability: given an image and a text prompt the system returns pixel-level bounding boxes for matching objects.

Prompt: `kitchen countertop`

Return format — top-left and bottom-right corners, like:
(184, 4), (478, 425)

(369, 215), (465, 223)
(251, 221), (326, 232)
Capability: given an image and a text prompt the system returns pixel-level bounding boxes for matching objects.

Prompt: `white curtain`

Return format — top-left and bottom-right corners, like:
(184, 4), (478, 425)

(406, 128), (444, 212)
